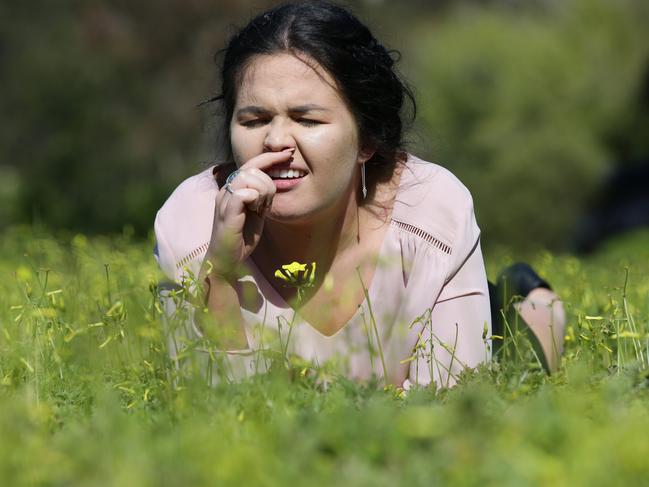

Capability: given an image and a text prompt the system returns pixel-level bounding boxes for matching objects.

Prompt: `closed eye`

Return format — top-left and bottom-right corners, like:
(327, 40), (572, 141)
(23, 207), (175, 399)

(296, 118), (322, 127)
(240, 118), (269, 128)
(240, 117), (322, 128)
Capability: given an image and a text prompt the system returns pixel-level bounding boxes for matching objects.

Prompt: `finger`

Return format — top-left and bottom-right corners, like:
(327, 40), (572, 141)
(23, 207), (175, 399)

(216, 185), (255, 220)
(245, 167), (276, 196)
(242, 167), (276, 211)
(229, 169), (271, 192)
(222, 188), (260, 224)
(228, 172), (269, 213)
(228, 168), (276, 213)
(216, 173), (265, 214)
(239, 148), (296, 173)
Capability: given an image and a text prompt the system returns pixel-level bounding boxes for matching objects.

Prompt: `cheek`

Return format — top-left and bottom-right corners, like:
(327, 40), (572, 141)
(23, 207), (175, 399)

(230, 125), (258, 165)
(298, 126), (360, 167)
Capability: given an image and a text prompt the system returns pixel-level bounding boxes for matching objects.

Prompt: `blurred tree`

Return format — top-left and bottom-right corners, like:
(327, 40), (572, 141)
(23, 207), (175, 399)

(410, 0), (649, 249)
(1, 0), (648, 252)
(0, 0), (279, 235)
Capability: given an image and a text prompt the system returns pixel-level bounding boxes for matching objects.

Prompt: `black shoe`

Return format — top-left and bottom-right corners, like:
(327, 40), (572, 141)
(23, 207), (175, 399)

(490, 263), (553, 373)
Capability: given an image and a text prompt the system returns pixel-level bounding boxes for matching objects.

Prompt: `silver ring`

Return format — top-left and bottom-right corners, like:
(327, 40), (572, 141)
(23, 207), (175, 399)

(223, 169), (240, 195)
(225, 169), (240, 185)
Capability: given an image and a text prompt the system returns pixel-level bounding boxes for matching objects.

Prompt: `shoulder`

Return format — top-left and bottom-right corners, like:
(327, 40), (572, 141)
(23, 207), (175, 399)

(158, 166), (221, 218)
(154, 166), (219, 281)
(394, 154), (479, 253)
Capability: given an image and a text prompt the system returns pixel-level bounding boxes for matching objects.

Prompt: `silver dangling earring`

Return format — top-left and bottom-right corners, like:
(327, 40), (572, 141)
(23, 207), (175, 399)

(361, 162), (367, 199)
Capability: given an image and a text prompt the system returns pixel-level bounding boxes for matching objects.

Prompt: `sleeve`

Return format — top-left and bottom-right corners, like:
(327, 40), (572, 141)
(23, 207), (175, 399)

(153, 212), (259, 384)
(154, 211), (180, 282)
(405, 196), (492, 390)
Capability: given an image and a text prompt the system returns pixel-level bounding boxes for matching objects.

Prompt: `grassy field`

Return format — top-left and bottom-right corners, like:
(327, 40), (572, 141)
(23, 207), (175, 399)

(1, 226), (649, 486)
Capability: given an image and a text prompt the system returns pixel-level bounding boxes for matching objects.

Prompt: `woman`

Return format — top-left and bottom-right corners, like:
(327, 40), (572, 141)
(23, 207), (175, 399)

(154, 1), (565, 388)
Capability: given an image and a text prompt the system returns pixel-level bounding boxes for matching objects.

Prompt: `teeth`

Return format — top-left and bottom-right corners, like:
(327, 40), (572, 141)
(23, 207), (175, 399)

(268, 168), (306, 179)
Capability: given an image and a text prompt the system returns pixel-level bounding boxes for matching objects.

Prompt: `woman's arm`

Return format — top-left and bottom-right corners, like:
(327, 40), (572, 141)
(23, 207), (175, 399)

(195, 259), (249, 350)
(155, 229), (263, 385)
(154, 213), (250, 351)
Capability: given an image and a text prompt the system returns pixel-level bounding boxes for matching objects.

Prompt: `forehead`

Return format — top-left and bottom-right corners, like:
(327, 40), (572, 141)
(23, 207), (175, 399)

(235, 53), (345, 107)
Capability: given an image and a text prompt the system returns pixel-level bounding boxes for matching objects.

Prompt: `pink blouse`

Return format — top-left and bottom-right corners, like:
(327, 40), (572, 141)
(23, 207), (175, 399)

(154, 155), (492, 389)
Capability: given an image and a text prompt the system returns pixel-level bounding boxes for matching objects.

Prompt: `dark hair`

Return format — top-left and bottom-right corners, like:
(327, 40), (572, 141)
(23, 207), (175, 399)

(209, 0), (416, 191)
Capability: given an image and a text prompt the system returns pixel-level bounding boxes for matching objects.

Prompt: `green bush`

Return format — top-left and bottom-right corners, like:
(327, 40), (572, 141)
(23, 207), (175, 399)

(2, 0), (648, 248)
(0, 1), (278, 235)
(411, 0), (649, 250)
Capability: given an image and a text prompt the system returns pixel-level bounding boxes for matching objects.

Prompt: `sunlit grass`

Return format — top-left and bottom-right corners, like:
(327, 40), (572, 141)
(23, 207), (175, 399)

(1, 226), (649, 485)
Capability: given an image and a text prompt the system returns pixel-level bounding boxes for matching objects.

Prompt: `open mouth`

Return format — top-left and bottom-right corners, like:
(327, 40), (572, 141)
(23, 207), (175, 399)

(265, 166), (308, 191)
(266, 168), (308, 180)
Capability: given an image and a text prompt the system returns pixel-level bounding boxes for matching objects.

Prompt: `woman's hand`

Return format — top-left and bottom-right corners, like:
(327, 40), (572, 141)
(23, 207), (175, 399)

(205, 148), (294, 273)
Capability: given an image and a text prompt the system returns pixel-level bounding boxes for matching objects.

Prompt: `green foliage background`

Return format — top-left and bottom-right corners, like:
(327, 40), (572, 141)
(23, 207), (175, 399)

(411, 0), (649, 249)
(0, 0), (648, 248)
(2, 2), (649, 483)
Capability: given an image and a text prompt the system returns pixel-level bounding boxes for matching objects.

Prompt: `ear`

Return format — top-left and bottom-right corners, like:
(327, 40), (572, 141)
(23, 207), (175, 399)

(357, 145), (375, 165)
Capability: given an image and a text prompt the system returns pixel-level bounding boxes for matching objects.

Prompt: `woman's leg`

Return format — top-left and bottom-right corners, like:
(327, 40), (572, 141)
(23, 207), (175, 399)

(490, 263), (566, 373)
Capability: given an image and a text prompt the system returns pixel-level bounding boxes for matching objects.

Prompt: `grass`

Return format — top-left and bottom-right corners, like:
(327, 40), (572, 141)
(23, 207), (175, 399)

(1, 225), (649, 486)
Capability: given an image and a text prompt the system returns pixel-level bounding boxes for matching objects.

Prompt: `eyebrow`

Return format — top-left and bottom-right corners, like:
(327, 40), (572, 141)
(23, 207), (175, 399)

(235, 104), (330, 116)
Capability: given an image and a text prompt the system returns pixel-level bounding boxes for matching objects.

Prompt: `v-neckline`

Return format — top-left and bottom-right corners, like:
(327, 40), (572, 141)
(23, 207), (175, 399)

(244, 223), (395, 339)
(243, 158), (411, 339)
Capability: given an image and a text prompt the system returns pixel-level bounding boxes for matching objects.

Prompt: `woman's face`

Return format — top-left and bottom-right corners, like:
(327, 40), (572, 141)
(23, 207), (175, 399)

(229, 53), (370, 223)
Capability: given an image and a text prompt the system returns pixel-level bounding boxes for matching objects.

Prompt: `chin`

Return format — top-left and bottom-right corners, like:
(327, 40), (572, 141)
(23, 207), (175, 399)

(266, 203), (317, 225)
(266, 210), (310, 224)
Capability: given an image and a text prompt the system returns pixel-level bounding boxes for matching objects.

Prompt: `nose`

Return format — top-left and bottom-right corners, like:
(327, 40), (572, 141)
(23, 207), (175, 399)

(263, 119), (295, 152)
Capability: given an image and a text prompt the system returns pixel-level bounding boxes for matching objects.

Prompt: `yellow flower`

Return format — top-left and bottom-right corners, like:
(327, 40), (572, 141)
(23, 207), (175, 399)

(274, 261), (316, 288)
(274, 262), (317, 304)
